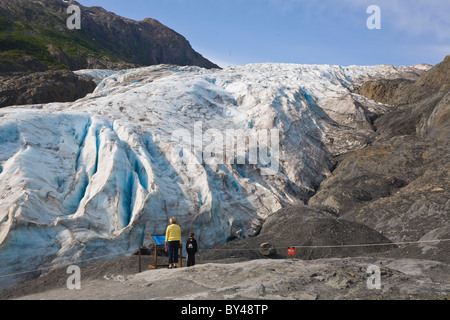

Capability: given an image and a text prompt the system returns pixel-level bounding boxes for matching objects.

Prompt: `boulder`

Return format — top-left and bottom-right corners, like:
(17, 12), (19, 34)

(259, 243), (276, 257)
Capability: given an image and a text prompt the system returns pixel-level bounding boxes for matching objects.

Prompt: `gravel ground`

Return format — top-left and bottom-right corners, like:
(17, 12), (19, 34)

(1, 250), (449, 300)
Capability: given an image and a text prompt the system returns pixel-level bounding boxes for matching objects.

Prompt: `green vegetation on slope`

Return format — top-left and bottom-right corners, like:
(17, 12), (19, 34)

(0, 10), (124, 72)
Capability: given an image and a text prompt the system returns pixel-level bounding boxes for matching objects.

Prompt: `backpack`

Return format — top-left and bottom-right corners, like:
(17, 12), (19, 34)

(186, 238), (197, 253)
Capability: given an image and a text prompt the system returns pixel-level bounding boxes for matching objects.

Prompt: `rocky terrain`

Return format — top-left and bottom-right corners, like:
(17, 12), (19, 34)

(198, 204), (397, 261)
(0, 0), (218, 74)
(309, 55), (450, 264)
(0, 69), (96, 108)
(0, 254), (448, 300)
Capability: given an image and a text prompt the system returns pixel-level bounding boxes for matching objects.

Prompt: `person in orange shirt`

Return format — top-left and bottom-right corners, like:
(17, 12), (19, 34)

(165, 217), (182, 269)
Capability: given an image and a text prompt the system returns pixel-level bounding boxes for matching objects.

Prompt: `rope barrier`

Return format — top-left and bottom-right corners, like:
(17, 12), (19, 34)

(0, 247), (138, 279)
(205, 238), (450, 251)
(0, 238), (448, 281)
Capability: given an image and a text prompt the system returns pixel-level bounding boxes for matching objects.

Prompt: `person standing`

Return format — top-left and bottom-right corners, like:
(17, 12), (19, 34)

(186, 232), (198, 267)
(165, 217), (181, 269)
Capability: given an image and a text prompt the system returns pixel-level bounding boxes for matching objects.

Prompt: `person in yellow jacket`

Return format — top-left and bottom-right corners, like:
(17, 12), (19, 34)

(165, 217), (182, 269)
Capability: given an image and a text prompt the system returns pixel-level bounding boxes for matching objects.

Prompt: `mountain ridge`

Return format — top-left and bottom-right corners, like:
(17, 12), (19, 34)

(0, 0), (219, 73)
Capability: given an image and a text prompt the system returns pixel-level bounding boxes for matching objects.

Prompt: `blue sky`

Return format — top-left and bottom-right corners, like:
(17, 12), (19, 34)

(77, 0), (450, 67)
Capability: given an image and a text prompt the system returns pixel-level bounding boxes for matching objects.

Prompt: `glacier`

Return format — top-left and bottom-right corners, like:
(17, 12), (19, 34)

(0, 63), (429, 288)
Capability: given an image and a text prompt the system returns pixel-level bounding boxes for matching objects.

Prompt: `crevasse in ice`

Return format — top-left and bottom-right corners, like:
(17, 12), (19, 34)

(0, 63), (429, 288)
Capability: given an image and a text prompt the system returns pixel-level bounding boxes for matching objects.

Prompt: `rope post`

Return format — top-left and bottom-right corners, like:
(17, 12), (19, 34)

(138, 247), (142, 273)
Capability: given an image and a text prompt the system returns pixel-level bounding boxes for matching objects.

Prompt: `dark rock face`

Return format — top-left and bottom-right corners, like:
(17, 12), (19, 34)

(309, 55), (450, 262)
(258, 205), (396, 259)
(79, 12), (219, 69)
(0, 0), (218, 73)
(410, 55), (450, 103)
(355, 78), (414, 105)
(201, 204), (395, 261)
(0, 70), (96, 108)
